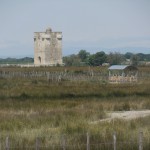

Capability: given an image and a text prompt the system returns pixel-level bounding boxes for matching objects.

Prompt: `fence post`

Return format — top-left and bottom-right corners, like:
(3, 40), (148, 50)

(113, 132), (116, 150)
(87, 132), (90, 150)
(5, 136), (9, 150)
(62, 134), (66, 150)
(36, 137), (39, 150)
(139, 131), (143, 150)
(0, 136), (1, 150)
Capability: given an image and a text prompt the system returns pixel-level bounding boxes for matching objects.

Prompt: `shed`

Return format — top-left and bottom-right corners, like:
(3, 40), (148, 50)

(108, 65), (138, 83)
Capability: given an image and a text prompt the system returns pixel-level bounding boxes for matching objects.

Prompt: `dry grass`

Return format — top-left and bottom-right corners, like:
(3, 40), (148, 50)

(0, 66), (149, 149)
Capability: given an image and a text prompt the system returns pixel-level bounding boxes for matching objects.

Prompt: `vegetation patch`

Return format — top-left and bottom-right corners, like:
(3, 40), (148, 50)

(0, 66), (149, 149)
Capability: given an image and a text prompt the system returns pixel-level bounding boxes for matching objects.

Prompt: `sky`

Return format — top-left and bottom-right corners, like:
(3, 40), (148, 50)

(0, 0), (150, 58)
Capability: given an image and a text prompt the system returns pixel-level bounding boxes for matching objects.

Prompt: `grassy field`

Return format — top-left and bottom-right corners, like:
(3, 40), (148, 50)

(0, 66), (150, 149)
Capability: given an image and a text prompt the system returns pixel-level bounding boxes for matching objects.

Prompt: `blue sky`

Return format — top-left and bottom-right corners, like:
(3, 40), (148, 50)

(0, 0), (150, 58)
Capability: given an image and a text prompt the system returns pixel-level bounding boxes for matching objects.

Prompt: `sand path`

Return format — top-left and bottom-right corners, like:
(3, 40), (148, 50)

(91, 110), (150, 124)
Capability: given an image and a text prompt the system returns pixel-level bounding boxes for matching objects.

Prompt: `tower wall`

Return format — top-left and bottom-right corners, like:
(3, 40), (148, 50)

(34, 28), (63, 66)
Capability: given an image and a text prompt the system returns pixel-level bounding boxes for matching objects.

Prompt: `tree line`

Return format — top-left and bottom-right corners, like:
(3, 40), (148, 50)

(63, 50), (150, 66)
(0, 57), (34, 64)
(0, 51), (149, 66)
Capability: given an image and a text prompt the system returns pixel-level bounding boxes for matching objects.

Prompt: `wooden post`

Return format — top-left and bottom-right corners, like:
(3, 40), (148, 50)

(113, 132), (116, 150)
(139, 131), (143, 150)
(0, 136), (1, 150)
(62, 135), (66, 150)
(87, 132), (90, 150)
(36, 137), (39, 150)
(5, 136), (9, 150)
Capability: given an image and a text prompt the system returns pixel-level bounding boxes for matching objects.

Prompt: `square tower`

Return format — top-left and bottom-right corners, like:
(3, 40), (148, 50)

(34, 27), (63, 66)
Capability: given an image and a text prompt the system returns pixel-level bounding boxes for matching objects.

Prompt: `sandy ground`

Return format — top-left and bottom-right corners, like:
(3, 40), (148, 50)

(110, 110), (150, 120)
(91, 110), (150, 124)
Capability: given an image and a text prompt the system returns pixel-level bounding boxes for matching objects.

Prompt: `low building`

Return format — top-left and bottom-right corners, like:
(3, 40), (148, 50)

(108, 65), (138, 83)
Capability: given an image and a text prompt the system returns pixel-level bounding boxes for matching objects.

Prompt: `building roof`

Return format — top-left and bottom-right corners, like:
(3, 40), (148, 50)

(108, 65), (138, 70)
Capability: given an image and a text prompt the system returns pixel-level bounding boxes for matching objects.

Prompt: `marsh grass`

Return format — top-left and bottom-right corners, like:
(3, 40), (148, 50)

(0, 66), (149, 149)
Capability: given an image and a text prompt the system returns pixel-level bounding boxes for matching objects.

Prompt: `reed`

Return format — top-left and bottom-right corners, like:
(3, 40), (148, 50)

(0, 66), (149, 149)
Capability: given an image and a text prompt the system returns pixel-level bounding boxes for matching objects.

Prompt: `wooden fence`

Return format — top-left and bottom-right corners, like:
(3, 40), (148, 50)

(0, 69), (149, 83)
(109, 75), (138, 83)
(0, 70), (107, 83)
(1, 131), (149, 150)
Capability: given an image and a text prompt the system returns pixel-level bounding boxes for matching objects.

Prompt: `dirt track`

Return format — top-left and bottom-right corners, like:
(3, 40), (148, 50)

(91, 110), (150, 124)
(110, 110), (150, 119)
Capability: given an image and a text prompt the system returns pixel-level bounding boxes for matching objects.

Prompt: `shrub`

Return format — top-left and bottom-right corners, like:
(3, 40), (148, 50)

(19, 92), (30, 100)
(114, 103), (130, 111)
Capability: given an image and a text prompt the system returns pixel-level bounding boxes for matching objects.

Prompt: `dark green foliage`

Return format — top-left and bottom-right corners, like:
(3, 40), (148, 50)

(137, 53), (150, 61)
(124, 52), (133, 59)
(63, 54), (81, 66)
(62, 51), (150, 66)
(107, 52), (125, 65)
(0, 57), (33, 64)
(0, 52), (150, 67)
(131, 54), (140, 66)
(88, 51), (107, 66)
(78, 50), (90, 62)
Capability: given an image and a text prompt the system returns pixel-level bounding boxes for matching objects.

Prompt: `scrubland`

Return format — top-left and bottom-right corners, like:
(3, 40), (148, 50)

(0, 66), (149, 149)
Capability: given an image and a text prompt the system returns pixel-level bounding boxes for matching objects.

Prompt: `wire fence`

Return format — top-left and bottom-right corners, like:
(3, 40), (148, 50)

(0, 131), (150, 150)
(0, 70), (149, 83)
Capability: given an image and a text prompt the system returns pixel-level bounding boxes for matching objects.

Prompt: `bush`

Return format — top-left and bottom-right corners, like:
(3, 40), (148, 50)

(122, 103), (130, 111)
(114, 103), (130, 111)
(19, 92), (30, 100)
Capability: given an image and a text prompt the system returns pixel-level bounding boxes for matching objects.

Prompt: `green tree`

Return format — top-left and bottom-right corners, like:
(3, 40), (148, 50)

(136, 53), (145, 61)
(63, 54), (81, 66)
(88, 51), (107, 66)
(107, 52), (125, 65)
(88, 54), (95, 66)
(131, 54), (140, 66)
(94, 51), (107, 66)
(78, 50), (90, 62)
(124, 52), (133, 59)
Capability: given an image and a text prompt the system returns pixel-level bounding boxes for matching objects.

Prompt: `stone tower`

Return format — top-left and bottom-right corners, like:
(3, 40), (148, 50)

(34, 27), (63, 66)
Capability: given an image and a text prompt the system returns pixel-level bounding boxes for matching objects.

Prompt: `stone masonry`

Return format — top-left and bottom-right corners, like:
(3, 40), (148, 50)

(34, 27), (63, 66)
